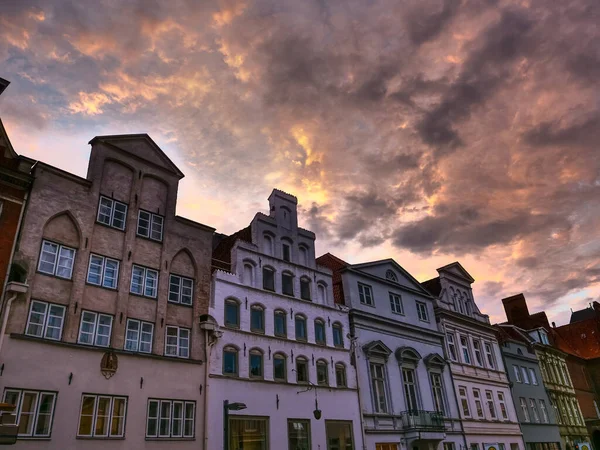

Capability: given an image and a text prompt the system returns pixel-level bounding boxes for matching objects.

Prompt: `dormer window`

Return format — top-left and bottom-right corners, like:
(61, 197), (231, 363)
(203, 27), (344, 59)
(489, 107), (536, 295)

(385, 270), (398, 282)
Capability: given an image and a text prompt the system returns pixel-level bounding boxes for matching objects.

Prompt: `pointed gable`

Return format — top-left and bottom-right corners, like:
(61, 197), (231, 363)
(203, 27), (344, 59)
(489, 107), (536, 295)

(363, 340), (393, 361)
(350, 259), (432, 296)
(438, 261), (475, 283)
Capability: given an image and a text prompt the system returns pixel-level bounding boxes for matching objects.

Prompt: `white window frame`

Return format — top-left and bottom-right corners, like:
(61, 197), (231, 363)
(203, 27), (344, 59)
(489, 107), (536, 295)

(168, 274), (194, 305)
(520, 397), (530, 422)
(473, 388), (484, 418)
(429, 372), (446, 415)
(484, 342), (495, 368)
(77, 394), (127, 438)
(459, 335), (471, 364)
(77, 311), (113, 347)
(458, 386), (471, 418)
(513, 365), (522, 382)
(87, 254), (120, 289)
(37, 240), (76, 279)
(97, 195), (127, 230)
(416, 301), (429, 321)
(25, 300), (66, 341)
(521, 366), (530, 384)
(124, 319), (154, 353)
(473, 339), (484, 367)
(446, 333), (458, 362)
(130, 265), (159, 298)
(137, 209), (164, 242)
(485, 390), (497, 419)
(146, 399), (195, 438)
(529, 398), (540, 422)
(358, 283), (374, 306)
(529, 368), (538, 385)
(497, 392), (509, 420)
(2, 389), (57, 437)
(165, 326), (190, 358)
(540, 399), (549, 423)
(389, 293), (403, 314)
(370, 362), (389, 413)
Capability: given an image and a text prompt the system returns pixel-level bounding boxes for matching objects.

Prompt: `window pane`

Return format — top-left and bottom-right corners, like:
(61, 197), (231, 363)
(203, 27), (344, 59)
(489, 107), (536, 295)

(333, 325), (343, 347)
(315, 321), (326, 344)
(18, 392), (38, 435)
(3, 391), (20, 425)
(172, 402), (183, 437)
(140, 323), (153, 353)
(125, 320), (140, 351)
(225, 302), (239, 327)
(251, 308), (264, 332)
(138, 211), (150, 237)
(317, 362), (328, 385)
(26, 301), (47, 337)
(79, 396), (96, 436)
(184, 403), (195, 437)
(112, 202), (127, 229)
(230, 418), (268, 450)
(295, 317), (306, 340)
(263, 268), (275, 291)
(95, 397), (111, 436)
(224, 350), (238, 375)
(159, 401), (171, 437)
(56, 247), (75, 278)
(79, 312), (96, 345)
(297, 360), (308, 382)
(95, 315), (112, 347)
(300, 279), (311, 300)
(34, 393), (55, 436)
(274, 356), (286, 380)
(181, 278), (193, 305)
(282, 273), (294, 296)
(169, 275), (181, 302)
(87, 255), (104, 285)
(98, 197), (113, 225)
(250, 353), (263, 377)
(45, 305), (65, 340)
(147, 400), (159, 437)
(165, 327), (179, 356)
(111, 398), (126, 437)
(131, 266), (144, 294)
(336, 365), (347, 387)
(39, 241), (58, 274)
(178, 329), (189, 358)
(103, 259), (119, 288)
(326, 421), (354, 450)
(151, 215), (163, 241)
(289, 420), (311, 450)
(145, 270), (158, 297)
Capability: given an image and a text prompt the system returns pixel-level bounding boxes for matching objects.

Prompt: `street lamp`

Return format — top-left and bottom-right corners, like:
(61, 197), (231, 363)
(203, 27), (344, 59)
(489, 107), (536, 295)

(224, 400), (247, 450)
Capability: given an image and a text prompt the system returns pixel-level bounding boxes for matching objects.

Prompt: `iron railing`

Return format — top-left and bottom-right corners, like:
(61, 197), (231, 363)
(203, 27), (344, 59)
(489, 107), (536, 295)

(398, 410), (446, 431)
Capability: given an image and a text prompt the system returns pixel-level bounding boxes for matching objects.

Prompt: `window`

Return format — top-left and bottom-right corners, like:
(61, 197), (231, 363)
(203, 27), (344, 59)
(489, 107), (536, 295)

(78, 394), (126, 438)
(333, 323), (344, 348)
(594, 400), (600, 419)
(385, 270), (398, 282)
(26, 300), (66, 340)
(389, 293), (403, 314)
(458, 386), (471, 417)
(358, 283), (374, 306)
(485, 390), (497, 419)
(317, 283), (327, 303)
(130, 265), (158, 298)
(459, 335), (471, 364)
(282, 272), (294, 296)
(288, 419), (311, 450)
(370, 363), (388, 413)
(416, 301), (428, 321)
(273, 353), (287, 381)
(295, 315), (307, 341)
(168, 274), (193, 305)
(336, 363), (347, 387)
(540, 400), (549, 423)
(97, 196), (127, 230)
(539, 330), (549, 345)
(300, 277), (311, 300)
(315, 319), (326, 345)
(447, 333), (458, 361)
(444, 444), (456, 450)
(299, 246), (308, 266)
(473, 389), (484, 418)
(317, 360), (328, 386)
(87, 254), (120, 289)
(137, 209), (164, 241)
(484, 342), (495, 368)
(230, 417), (268, 450)
(78, 311), (113, 347)
(147, 399), (195, 439)
(498, 392), (509, 420)
(430, 372), (446, 415)
(529, 368), (538, 385)
(263, 267), (275, 291)
(274, 310), (287, 337)
(521, 366), (530, 384)
(402, 368), (419, 411)
(326, 421), (354, 450)
(296, 357), (309, 383)
(377, 444), (399, 450)
(2, 389), (57, 437)
(223, 346), (238, 376)
(529, 398), (540, 422)
(165, 326), (190, 358)
(251, 305), (265, 333)
(249, 349), (263, 379)
(263, 234), (274, 255)
(243, 263), (254, 286)
(38, 240), (76, 279)
(513, 365), (522, 382)
(225, 299), (240, 328)
(124, 319), (153, 353)
(282, 241), (291, 262)
(473, 340), (484, 366)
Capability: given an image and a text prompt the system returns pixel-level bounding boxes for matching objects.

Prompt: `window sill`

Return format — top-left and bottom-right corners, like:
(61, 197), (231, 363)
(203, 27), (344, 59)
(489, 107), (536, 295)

(146, 437), (195, 441)
(35, 270), (73, 282)
(77, 436), (125, 440)
(220, 328), (348, 352)
(129, 291), (158, 300)
(85, 281), (118, 292)
(210, 373), (357, 391)
(167, 301), (193, 308)
(95, 220), (126, 233)
(135, 233), (164, 244)
(15, 437), (52, 440)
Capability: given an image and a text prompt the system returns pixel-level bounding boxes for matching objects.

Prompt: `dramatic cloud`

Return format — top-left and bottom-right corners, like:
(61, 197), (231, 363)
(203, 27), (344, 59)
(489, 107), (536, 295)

(1, 0), (599, 324)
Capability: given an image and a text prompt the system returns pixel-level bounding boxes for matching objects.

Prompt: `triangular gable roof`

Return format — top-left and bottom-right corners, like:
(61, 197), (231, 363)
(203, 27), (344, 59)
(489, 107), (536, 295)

(350, 258), (433, 296)
(437, 261), (475, 283)
(0, 118), (17, 158)
(89, 134), (184, 179)
(363, 340), (393, 360)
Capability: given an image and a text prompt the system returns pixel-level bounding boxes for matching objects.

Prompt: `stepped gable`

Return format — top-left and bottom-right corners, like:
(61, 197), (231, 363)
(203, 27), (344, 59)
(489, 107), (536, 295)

(211, 225), (252, 272)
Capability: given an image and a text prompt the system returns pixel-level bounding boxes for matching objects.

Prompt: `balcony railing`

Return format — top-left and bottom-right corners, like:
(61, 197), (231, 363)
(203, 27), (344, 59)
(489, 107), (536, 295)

(398, 410), (446, 431)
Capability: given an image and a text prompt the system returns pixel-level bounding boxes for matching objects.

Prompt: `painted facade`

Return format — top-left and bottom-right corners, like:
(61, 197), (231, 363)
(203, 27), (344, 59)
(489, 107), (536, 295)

(318, 253), (465, 450)
(206, 189), (362, 450)
(0, 134), (214, 449)
(422, 263), (524, 450)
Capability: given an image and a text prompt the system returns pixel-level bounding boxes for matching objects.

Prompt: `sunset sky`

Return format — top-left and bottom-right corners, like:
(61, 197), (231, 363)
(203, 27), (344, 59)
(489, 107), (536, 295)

(1, 0), (599, 325)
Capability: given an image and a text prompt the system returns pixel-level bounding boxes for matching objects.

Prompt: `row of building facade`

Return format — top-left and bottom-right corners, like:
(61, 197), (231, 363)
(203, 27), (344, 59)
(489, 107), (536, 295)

(0, 82), (599, 450)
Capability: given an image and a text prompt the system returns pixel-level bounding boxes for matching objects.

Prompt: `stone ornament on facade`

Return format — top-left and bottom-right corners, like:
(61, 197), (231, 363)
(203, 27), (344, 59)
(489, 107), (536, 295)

(100, 350), (118, 379)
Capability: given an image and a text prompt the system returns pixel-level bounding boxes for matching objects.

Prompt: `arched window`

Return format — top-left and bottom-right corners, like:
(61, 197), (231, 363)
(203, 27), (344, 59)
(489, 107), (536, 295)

(263, 266), (275, 291)
(316, 359), (328, 386)
(263, 234), (274, 255)
(249, 348), (264, 379)
(295, 314), (307, 341)
(281, 237), (293, 262)
(224, 298), (240, 328)
(274, 309), (287, 337)
(386, 270), (398, 282)
(296, 356), (308, 383)
(335, 363), (347, 387)
(314, 319), (326, 345)
(298, 245), (308, 266)
(282, 271), (294, 296)
(250, 304), (265, 333)
(243, 262), (255, 287)
(300, 277), (311, 301)
(223, 346), (238, 376)
(317, 282), (327, 303)
(332, 322), (344, 348)
(273, 353), (287, 381)
(281, 206), (292, 229)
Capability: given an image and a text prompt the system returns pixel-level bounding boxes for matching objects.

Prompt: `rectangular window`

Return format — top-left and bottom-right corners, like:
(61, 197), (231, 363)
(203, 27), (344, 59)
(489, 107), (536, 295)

(325, 420), (354, 450)
(473, 340), (484, 367)
(2, 389), (57, 437)
(168, 274), (194, 305)
(282, 272), (294, 296)
(370, 363), (388, 413)
(130, 265), (159, 298)
(87, 254), (120, 289)
(288, 419), (310, 450)
(165, 326), (190, 358)
(529, 398), (540, 423)
(520, 397), (530, 422)
(458, 386), (471, 418)
(274, 311), (287, 337)
(498, 392), (509, 420)
(229, 417), (268, 450)
(430, 372), (446, 415)
(78, 311), (113, 347)
(358, 283), (374, 306)
(282, 244), (291, 262)
(444, 444), (456, 450)
(485, 390), (497, 419)
(540, 400), (549, 423)
(416, 301), (429, 321)
(78, 394), (126, 438)
(300, 279), (311, 300)
(521, 367), (530, 384)
(529, 368), (538, 385)
(38, 240), (76, 279)
(513, 365), (522, 382)
(263, 267), (275, 291)
(484, 342), (495, 368)
(377, 445), (399, 450)
(402, 368), (419, 411)
(146, 399), (195, 438)
(26, 300), (66, 341)
(137, 210), (164, 241)
(389, 293), (403, 314)
(124, 319), (153, 353)
(447, 333), (458, 361)
(473, 388), (484, 418)
(459, 335), (471, 364)
(97, 196), (127, 230)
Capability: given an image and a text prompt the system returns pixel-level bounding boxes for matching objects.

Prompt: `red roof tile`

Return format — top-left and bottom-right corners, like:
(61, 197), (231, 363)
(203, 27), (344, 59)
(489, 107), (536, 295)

(316, 253), (349, 305)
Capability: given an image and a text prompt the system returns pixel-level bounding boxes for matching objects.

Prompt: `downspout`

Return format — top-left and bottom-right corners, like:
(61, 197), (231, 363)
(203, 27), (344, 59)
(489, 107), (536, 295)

(350, 331), (367, 450)
(202, 324), (220, 450)
(0, 295), (17, 356)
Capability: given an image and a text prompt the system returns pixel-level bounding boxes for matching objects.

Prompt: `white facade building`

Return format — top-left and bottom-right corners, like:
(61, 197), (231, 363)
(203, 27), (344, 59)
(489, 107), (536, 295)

(422, 263), (524, 450)
(205, 189), (363, 450)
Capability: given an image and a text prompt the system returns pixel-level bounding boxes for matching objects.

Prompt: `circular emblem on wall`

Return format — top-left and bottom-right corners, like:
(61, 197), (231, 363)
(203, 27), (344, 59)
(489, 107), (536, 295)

(580, 443), (591, 450)
(100, 351), (118, 379)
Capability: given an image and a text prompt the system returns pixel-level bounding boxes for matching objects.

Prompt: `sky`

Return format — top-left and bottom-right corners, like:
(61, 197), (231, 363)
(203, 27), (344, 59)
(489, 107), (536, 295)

(1, 0), (599, 325)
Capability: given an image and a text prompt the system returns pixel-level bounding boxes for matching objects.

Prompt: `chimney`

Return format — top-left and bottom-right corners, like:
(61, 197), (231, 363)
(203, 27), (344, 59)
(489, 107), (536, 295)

(502, 293), (530, 325)
(552, 321), (556, 328)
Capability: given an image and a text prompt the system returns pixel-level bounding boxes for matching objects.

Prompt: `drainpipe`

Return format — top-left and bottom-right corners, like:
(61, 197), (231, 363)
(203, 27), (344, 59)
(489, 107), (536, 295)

(350, 332), (368, 450)
(0, 282), (28, 355)
(201, 318), (221, 450)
